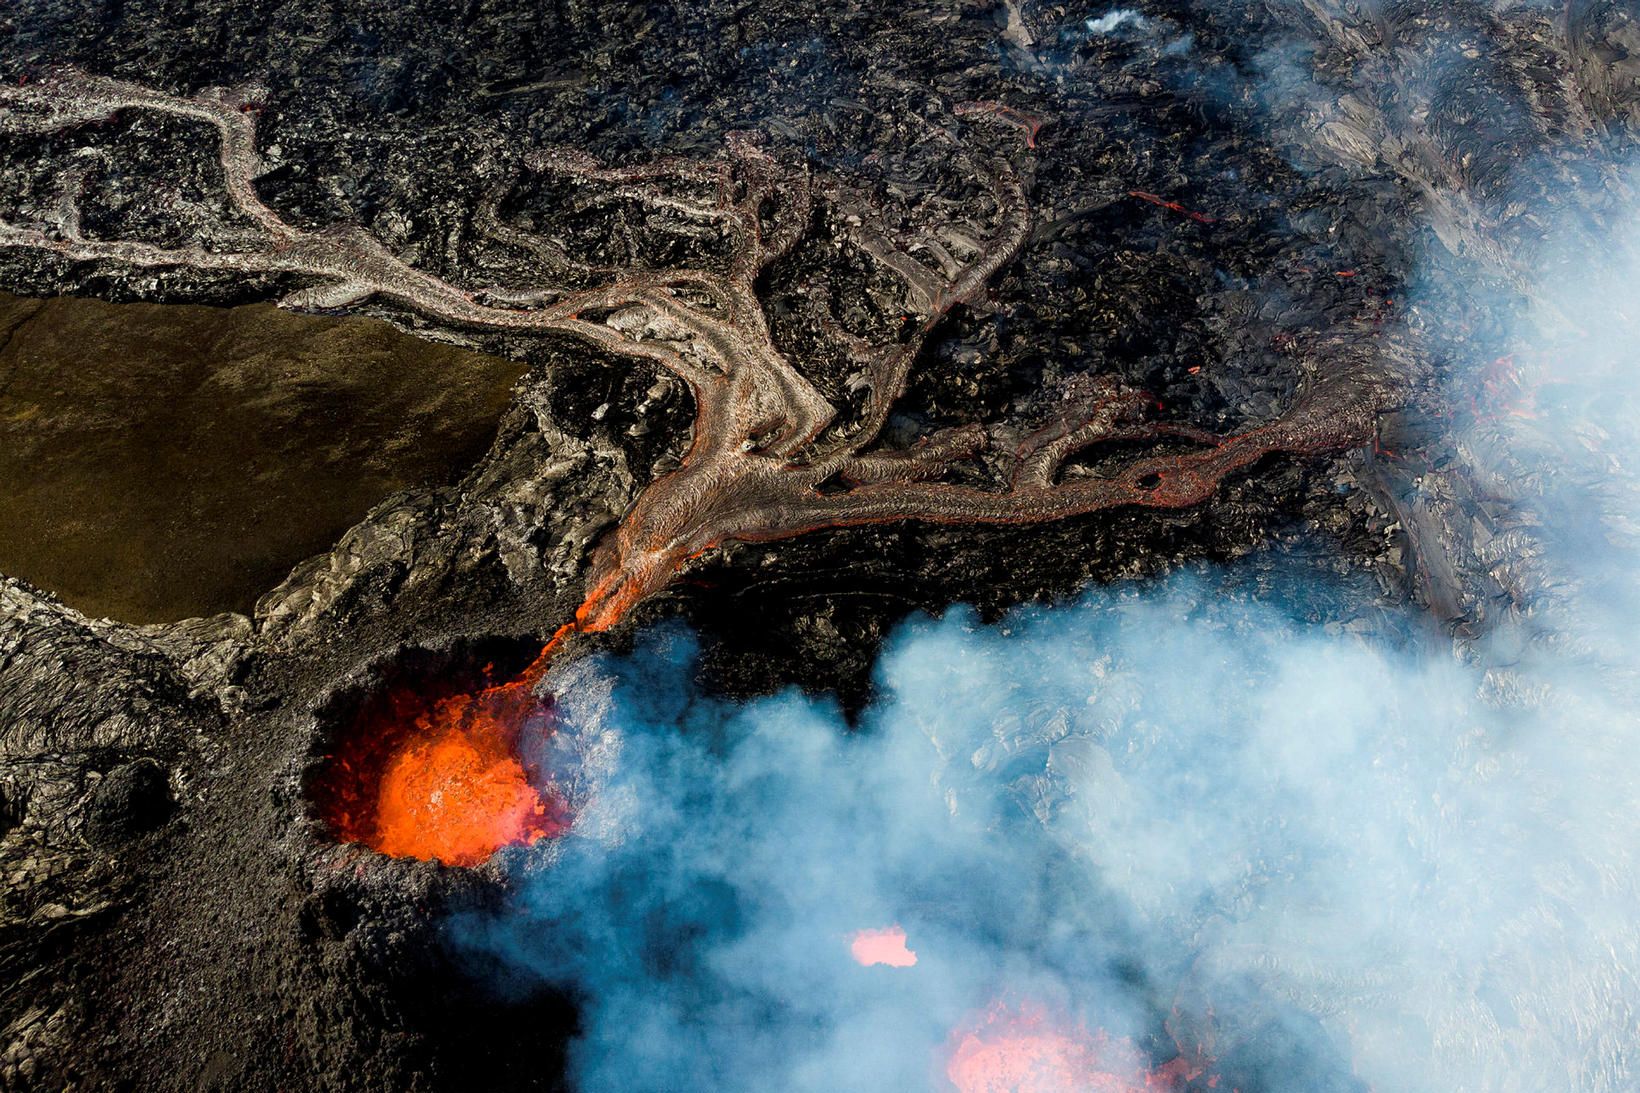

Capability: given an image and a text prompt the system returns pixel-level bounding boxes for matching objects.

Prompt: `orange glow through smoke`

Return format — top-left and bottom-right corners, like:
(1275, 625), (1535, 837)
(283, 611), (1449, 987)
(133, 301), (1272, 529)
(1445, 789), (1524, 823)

(850, 925), (918, 967)
(945, 1002), (1182, 1093)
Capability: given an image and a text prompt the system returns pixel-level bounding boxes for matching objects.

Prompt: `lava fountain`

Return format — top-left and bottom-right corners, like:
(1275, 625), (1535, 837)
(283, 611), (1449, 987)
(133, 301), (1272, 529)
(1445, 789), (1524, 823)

(310, 633), (576, 866)
(944, 1001), (1185, 1093)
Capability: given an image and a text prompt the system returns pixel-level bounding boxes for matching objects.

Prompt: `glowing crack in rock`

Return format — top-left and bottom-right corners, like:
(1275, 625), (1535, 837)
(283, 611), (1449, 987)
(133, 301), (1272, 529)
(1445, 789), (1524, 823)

(848, 925), (918, 967)
(944, 1001), (1172, 1093)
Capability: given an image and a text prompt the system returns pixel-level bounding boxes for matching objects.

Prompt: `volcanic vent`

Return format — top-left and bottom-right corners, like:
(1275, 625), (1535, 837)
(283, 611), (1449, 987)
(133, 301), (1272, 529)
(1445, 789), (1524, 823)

(307, 639), (572, 867)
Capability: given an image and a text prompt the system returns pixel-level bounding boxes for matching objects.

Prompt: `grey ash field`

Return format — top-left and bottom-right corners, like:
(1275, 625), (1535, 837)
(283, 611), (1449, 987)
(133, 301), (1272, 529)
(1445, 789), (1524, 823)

(0, 1), (1637, 1091)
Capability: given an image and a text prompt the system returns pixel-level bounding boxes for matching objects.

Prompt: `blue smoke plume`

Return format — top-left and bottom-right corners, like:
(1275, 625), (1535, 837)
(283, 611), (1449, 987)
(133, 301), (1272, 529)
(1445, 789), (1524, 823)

(454, 509), (1639, 1093)
(451, 54), (1640, 1093)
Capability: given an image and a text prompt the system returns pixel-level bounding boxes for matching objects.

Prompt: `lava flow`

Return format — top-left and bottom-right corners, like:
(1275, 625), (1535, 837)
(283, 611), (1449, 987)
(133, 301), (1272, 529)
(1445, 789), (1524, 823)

(945, 1002), (1184, 1093)
(370, 684), (562, 867)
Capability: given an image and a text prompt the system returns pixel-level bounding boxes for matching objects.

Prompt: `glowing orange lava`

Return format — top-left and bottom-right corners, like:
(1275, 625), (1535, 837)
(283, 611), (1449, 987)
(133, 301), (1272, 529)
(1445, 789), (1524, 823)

(313, 632), (580, 867)
(945, 1002), (1179, 1093)
(850, 925), (918, 967)
(372, 714), (554, 866)
(316, 550), (699, 865)
(369, 653), (573, 865)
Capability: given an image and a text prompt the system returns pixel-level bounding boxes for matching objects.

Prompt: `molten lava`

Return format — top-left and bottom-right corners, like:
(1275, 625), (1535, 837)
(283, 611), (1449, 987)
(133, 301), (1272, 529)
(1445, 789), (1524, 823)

(311, 557), (728, 866)
(371, 697), (559, 867)
(1127, 189), (1216, 224)
(849, 925), (918, 967)
(374, 658), (573, 865)
(945, 1002), (1180, 1093)
(313, 633), (578, 867)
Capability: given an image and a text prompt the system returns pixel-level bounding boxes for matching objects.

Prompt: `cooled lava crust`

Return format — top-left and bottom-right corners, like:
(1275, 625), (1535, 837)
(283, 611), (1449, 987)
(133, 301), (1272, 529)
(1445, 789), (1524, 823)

(1, 0), (1636, 1090)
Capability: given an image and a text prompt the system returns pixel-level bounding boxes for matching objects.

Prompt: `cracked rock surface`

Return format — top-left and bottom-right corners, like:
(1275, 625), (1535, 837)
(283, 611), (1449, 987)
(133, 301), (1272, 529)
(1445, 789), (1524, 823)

(0, 0), (1634, 1089)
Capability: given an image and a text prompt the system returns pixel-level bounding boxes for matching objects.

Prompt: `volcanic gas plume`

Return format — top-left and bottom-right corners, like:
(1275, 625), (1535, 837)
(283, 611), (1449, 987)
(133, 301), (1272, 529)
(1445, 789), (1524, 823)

(447, 470), (1640, 1093)
(945, 1002), (1175, 1093)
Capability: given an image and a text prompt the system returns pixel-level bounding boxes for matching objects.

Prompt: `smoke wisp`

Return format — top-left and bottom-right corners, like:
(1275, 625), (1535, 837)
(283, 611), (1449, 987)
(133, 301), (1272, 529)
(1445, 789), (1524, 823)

(456, 508), (1639, 1093)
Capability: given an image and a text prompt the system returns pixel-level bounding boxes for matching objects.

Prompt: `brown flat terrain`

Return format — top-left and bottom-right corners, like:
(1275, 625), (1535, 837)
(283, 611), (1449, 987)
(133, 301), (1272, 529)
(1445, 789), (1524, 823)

(0, 292), (525, 623)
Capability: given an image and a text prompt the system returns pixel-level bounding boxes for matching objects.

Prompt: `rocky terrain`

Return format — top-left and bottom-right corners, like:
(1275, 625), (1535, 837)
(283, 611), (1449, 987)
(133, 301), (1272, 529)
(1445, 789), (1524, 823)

(1, 0), (1637, 1089)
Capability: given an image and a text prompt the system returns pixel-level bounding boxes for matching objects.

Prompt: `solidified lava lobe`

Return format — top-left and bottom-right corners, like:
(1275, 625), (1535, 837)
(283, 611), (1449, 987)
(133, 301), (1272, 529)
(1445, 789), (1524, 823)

(310, 640), (573, 867)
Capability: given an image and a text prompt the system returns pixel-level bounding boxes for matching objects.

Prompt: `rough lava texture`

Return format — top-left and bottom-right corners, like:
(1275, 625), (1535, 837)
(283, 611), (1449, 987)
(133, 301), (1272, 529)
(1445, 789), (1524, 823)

(0, 0), (1634, 1090)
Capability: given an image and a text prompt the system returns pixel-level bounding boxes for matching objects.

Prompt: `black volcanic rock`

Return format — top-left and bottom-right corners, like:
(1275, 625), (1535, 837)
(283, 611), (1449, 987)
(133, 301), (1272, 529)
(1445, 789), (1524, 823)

(0, 0), (1632, 1090)
(83, 759), (172, 847)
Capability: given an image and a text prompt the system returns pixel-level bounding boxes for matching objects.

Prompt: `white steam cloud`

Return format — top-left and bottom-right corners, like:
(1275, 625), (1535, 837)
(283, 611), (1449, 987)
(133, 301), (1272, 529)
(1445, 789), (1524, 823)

(456, 510), (1639, 1093)
(454, 80), (1640, 1093)
(1084, 10), (1147, 36)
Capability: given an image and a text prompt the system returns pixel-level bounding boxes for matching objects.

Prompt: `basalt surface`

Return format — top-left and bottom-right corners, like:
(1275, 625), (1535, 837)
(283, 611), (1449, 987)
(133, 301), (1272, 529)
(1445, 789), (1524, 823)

(0, 0), (1634, 1090)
